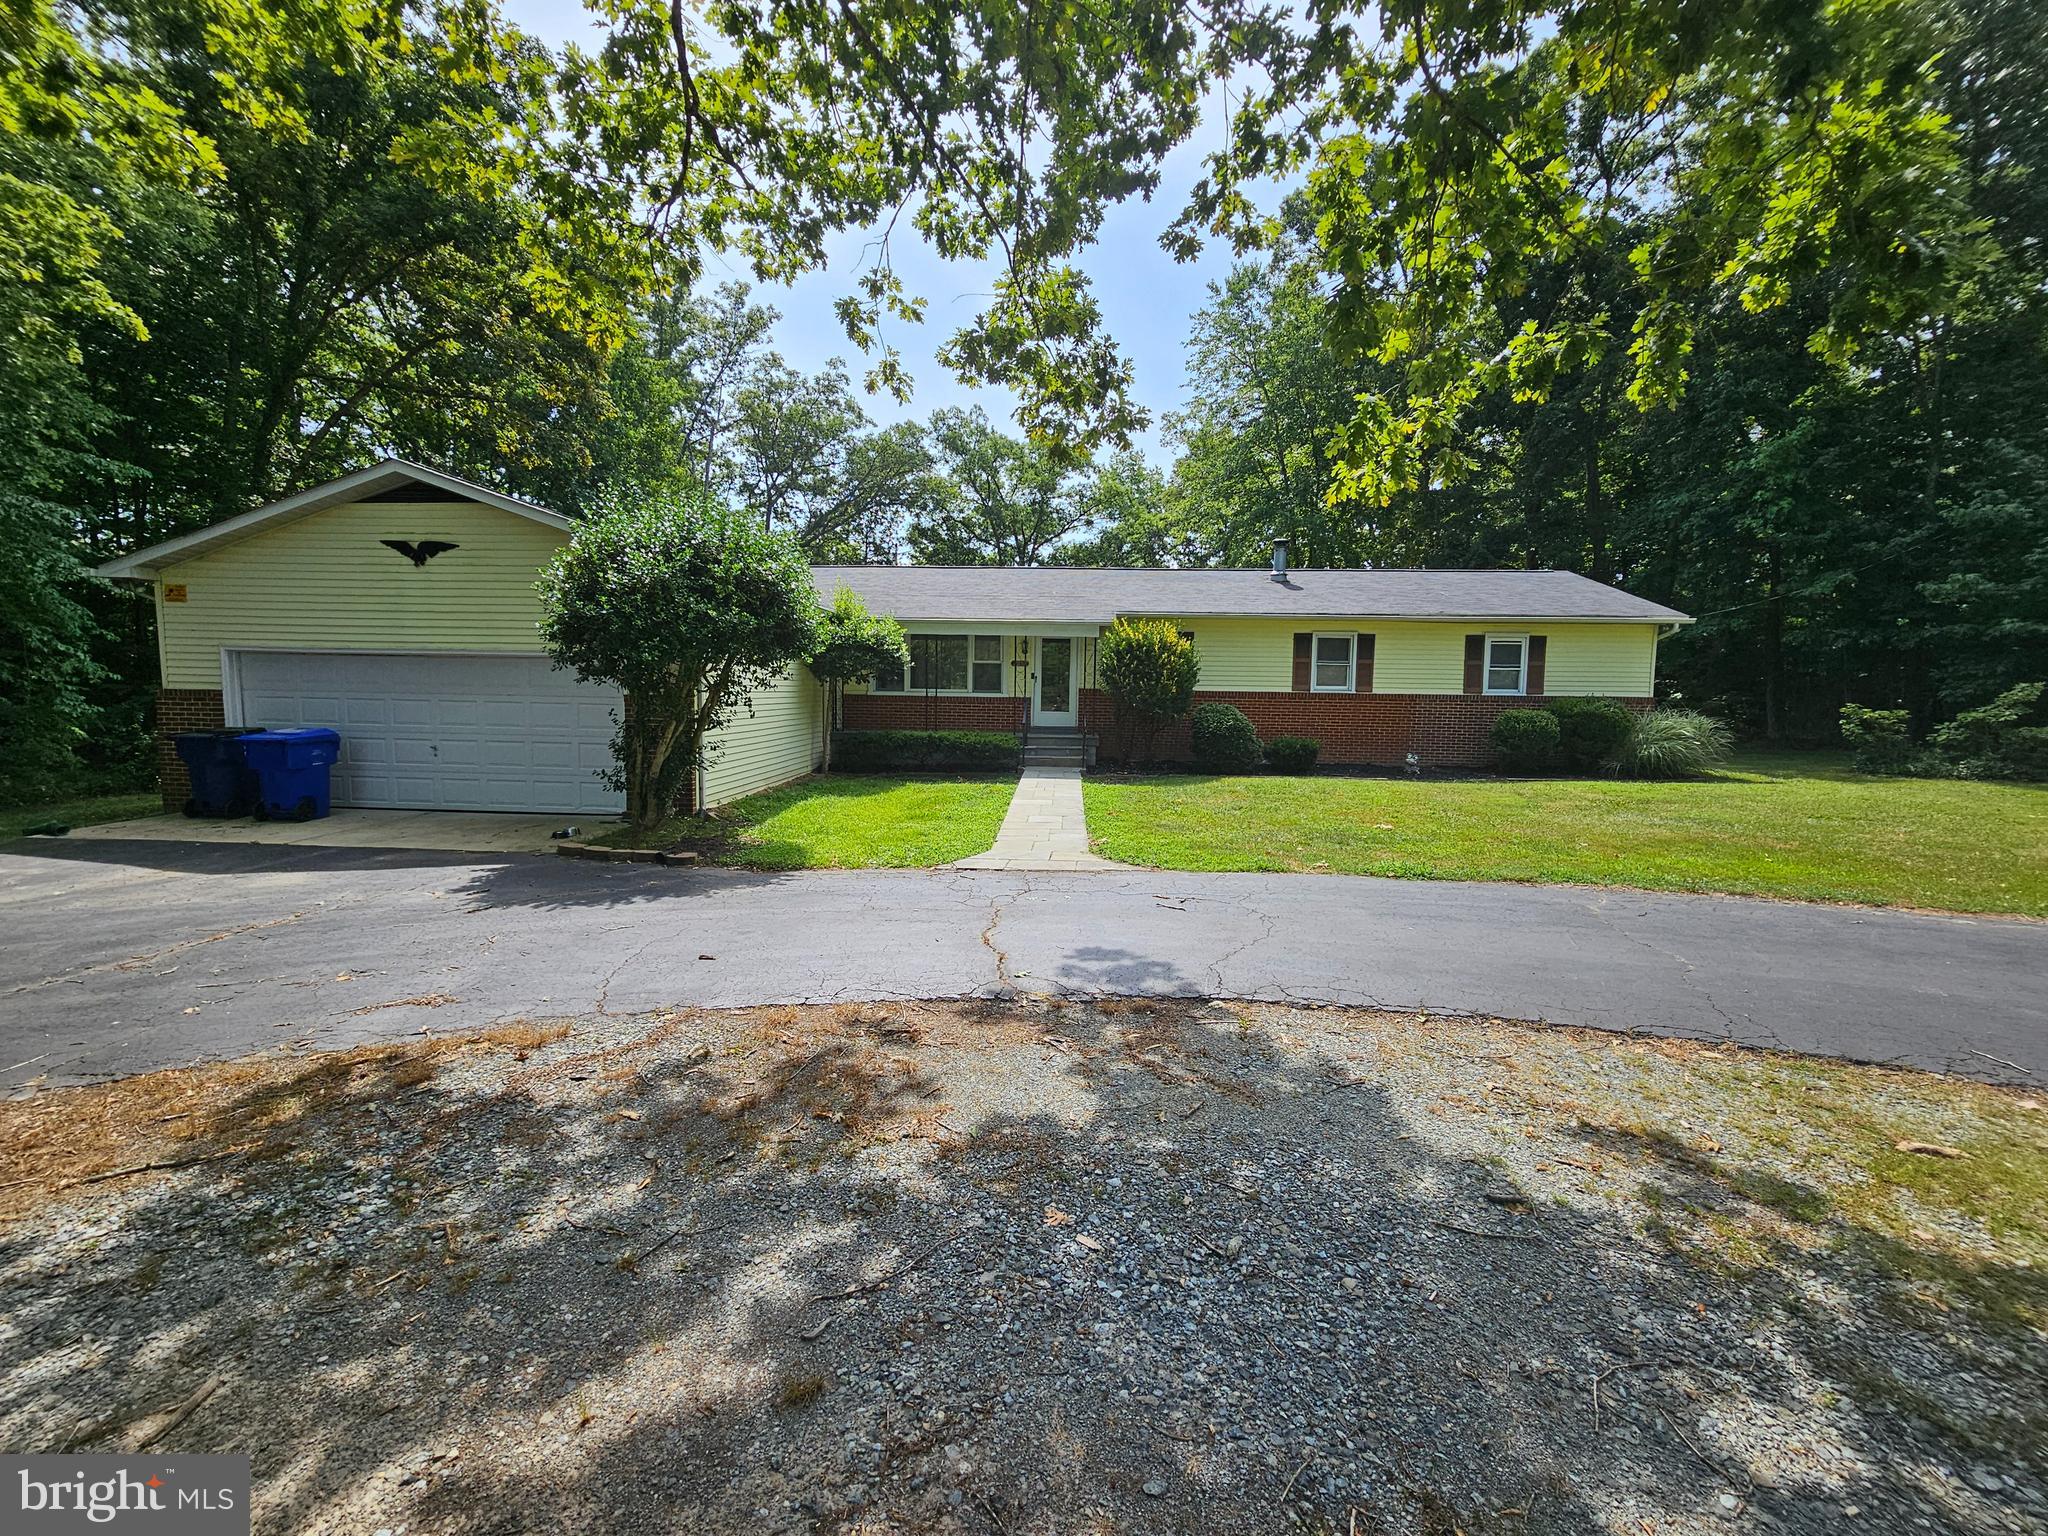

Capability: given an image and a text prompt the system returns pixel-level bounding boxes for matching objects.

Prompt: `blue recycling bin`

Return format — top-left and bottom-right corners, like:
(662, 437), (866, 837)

(175, 729), (262, 817)
(238, 728), (341, 821)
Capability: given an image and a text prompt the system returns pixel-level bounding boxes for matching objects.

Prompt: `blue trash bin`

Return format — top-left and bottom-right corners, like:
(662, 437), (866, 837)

(238, 728), (341, 821)
(175, 729), (263, 817)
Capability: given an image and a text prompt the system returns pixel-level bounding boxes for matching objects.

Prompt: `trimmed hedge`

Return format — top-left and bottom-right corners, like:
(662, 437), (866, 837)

(1490, 708), (1560, 772)
(1264, 735), (1322, 773)
(831, 729), (1017, 773)
(1545, 697), (1635, 772)
(1190, 702), (1262, 772)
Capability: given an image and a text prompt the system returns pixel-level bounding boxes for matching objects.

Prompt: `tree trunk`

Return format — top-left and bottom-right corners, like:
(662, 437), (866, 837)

(623, 686), (694, 833)
(1762, 544), (1785, 742)
(820, 681), (836, 773)
(1585, 411), (1612, 585)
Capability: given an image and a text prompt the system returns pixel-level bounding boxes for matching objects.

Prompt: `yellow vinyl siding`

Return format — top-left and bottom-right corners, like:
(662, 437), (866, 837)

(1165, 617), (1659, 695)
(702, 666), (824, 808)
(153, 499), (568, 688)
(1172, 618), (1298, 690)
(1535, 623), (1659, 695)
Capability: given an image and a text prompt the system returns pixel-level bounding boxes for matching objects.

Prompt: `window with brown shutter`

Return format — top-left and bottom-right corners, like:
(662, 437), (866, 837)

(1463, 634), (1485, 694)
(1292, 632), (1312, 691)
(1526, 635), (1547, 696)
(1355, 634), (1375, 693)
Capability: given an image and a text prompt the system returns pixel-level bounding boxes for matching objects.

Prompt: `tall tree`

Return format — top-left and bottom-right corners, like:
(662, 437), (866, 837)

(1183, 0), (1991, 505)
(728, 362), (944, 561)
(1167, 255), (1372, 567)
(1051, 453), (1196, 567)
(910, 407), (1096, 565)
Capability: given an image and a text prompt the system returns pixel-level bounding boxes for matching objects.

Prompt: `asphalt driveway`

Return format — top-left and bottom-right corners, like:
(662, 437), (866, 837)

(1, 836), (2042, 1087)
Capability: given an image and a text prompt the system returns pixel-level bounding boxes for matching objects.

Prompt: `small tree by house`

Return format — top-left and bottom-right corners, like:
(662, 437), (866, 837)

(809, 587), (908, 772)
(538, 484), (824, 833)
(1098, 617), (1199, 766)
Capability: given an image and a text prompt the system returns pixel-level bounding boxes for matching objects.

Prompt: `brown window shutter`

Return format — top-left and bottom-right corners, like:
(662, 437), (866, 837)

(1292, 632), (1312, 691)
(1355, 633), (1375, 693)
(1462, 634), (1485, 694)
(1526, 634), (1547, 696)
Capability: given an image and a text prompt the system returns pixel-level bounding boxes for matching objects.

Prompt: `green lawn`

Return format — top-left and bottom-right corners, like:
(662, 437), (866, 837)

(599, 773), (1016, 869)
(1083, 751), (2048, 916)
(0, 791), (163, 842)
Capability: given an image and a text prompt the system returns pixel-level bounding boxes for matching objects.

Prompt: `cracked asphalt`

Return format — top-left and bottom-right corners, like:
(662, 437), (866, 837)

(2, 836), (2042, 1088)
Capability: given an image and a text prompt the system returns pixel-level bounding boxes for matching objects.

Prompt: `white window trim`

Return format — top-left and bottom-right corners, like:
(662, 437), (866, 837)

(872, 633), (1013, 696)
(1309, 631), (1356, 693)
(1483, 632), (1530, 696)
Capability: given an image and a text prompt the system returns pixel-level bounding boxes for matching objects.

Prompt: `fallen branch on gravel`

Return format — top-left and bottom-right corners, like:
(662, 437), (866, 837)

(804, 1235), (956, 1307)
(1589, 1360), (1660, 1434)
(1431, 1219), (1539, 1243)
(1660, 1407), (1750, 1491)
(1279, 1453), (1313, 1501)
(60, 1147), (247, 1190)
(125, 1375), (224, 1451)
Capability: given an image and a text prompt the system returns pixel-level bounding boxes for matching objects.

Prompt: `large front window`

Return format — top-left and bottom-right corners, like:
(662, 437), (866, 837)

(871, 634), (1009, 694)
(1484, 634), (1528, 695)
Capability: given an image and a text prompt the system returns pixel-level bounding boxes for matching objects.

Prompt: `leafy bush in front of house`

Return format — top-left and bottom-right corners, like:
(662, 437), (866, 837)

(809, 588), (908, 774)
(538, 484), (824, 832)
(1928, 683), (2048, 779)
(1098, 617), (1200, 766)
(1190, 703), (1261, 773)
(1845, 682), (2048, 780)
(1840, 704), (1923, 774)
(1544, 697), (1635, 773)
(1608, 709), (1733, 778)
(831, 729), (1018, 773)
(1490, 708), (1560, 772)
(1264, 735), (1321, 773)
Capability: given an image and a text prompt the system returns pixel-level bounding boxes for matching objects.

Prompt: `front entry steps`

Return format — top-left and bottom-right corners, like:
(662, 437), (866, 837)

(1021, 726), (1090, 768)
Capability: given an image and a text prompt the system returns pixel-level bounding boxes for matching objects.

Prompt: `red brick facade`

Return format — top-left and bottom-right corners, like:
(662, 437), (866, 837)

(838, 687), (1650, 768)
(1082, 689), (1652, 768)
(154, 688), (228, 808)
(840, 693), (1028, 733)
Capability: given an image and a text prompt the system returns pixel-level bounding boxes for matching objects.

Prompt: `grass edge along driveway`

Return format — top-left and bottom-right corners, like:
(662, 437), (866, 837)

(601, 773), (1016, 870)
(0, 791), (163, 843)
(1083, 751), (2048, 917)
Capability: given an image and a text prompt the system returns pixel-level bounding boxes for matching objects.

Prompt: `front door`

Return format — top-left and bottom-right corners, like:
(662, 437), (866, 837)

(1033, 637), (1078, 727)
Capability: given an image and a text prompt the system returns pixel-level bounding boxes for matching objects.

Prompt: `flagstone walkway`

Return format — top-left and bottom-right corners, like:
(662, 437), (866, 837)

(951, 765), (1128, 871)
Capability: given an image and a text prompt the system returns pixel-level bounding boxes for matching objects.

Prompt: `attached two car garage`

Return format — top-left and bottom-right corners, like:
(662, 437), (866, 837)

(230, 651), (623, 814)
(101, 459), (822, 817)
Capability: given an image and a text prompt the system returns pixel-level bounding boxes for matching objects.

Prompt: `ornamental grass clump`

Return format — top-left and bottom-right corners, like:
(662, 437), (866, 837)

(1608, 709), (1733, 778)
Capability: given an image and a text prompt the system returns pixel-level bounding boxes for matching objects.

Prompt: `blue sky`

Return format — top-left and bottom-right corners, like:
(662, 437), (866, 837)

(499, 0), (1246, 461)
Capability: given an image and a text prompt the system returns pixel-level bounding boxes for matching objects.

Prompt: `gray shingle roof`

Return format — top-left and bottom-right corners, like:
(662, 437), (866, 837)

(809, 566), (1690, 624)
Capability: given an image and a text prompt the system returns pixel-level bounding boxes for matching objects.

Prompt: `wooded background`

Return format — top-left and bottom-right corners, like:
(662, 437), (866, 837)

(5, 0), (2040, 796)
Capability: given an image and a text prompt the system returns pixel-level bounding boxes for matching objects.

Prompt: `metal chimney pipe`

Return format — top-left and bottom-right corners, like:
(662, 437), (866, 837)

(1271, 538), (1291, 580)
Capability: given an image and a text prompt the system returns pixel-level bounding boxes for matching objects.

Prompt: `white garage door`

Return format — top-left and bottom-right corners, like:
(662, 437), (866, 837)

(231, 651), (624, 814)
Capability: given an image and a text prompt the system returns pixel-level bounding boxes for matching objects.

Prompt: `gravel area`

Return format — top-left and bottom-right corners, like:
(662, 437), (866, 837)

(1, 999), (2042, 1535)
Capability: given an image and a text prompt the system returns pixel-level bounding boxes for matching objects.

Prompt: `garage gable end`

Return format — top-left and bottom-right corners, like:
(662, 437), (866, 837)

(148, 489), (571, 691)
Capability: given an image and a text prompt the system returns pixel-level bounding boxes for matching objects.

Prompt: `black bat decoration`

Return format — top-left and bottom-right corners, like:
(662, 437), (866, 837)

(381, 539), (459, 567)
